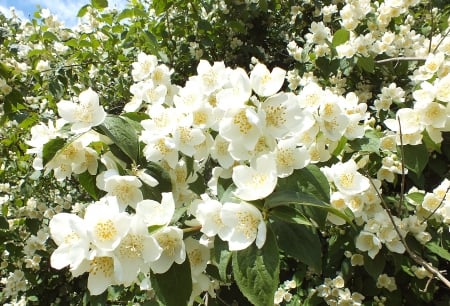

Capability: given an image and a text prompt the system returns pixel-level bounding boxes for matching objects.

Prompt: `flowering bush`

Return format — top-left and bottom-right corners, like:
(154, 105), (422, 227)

(1, 0), (450, 305)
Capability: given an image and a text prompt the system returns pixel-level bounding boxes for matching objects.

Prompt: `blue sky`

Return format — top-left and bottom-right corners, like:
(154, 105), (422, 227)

(0, 0), (128, 27)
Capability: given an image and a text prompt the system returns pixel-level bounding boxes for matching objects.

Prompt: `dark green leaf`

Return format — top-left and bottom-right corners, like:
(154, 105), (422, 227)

(42, 138), (66, 166)
(271, 219), (322, 272)
(233, 225), (279, 306)
(0, 216), (9, 230)
(364, 251), (386, 279)
(151, 259), (192, 306)
(332, 29), (350, 46)
(265, 191), (353, 226)
(401, 143), (429, 175)
(77, 171), (102, 200)
(277, 165), (330, 202)
(98, 115), (141, 162)
(269, 206), (312, 226)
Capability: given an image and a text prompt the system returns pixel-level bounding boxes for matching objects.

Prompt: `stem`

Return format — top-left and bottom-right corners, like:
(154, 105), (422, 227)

(182, 225), (202, 233)
(376, 57), (427, 64)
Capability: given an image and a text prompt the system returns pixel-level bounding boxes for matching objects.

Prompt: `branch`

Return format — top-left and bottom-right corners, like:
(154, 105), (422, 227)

(366, 118), (450, 289)
(376, 57), (427, 64)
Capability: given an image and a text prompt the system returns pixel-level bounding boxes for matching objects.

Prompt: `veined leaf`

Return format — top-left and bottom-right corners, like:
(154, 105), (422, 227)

(77, 171), (102, 200)
(233, 225), (279, 306)
(271, 219), (322, 272)
(265, 191), (354, 226)
(214, 237), (232, 282)
(151, 259), (192, 306)
(98, 115), (141, 163)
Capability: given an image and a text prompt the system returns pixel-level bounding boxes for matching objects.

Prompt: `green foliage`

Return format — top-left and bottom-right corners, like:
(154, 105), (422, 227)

(232, 226), (280, 306)
(150, 259), (192, 306)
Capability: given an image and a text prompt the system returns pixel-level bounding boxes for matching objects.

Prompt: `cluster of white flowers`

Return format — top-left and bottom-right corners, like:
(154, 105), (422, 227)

(274, 279), (297, 305)
(315, 274), (365, 306)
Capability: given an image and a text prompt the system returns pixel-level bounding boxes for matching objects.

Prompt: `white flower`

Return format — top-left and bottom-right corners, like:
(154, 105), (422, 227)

(150, 226), (186, 274)
(219, 105), (263, 152)
(220, 201), (266, 251)
(132, 52), (158, 82)
(57, 88), (106, 133)
(232, 154), (278, 201)
(185, 237), (210, 276)
(192, 194), (228, 239)
(114, 214), (162, 286)
(216, 67), (252, 110)
(136, 192), (175, 227)
(103, 174), (143, 210)
(87, 254), (116, 295)
(49, 213), (89, 270)
(196, 60), (227, 94)
(327, 159), (370, 196)
(250, 63), (286, 97)
(274, 138), (310, 178)
(84, 200), (131, 252)
(355, 231), (382, 259)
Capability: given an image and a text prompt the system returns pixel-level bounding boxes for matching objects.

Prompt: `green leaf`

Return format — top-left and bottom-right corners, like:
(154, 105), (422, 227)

(92, 0), (108, 9)
(277, 165), (330, 202)
(42, 138), (66, 166)
(401, 143), (429, 175)
(214, 237), (232, 282)
(151, 259), (192, 306)
(406, 192), (425, 205)
(0, 216), (9, 230)
(357, 56), (375, 73)
(349, 129), (381, 153)
(265, 191), (353, 226)
(269, 206), (312, 226)
(271, 219), (322, 272)
(232, 225), (279, 306)
(425, 241), (450, 261)
(147, 224), (165, 234)
(77, 4), (90, 17)
(77, 171), (102, 200)
(364, 251), (386, 279)
(332, 29), (350, 46)
(98, 115), (141, 162)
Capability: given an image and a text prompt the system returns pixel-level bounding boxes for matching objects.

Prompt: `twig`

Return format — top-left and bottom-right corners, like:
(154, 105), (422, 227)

(398, 118), (406, 213)
(421, 185), (450, 225)
(376, 57), (427, 64)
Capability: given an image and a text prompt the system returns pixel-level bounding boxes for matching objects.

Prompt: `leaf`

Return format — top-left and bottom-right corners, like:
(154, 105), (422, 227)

(277, 165), (330, 202)
(364, 251), (386, 279)
(77, 171), (102, 200)
(92, 0), (108, 9)
(151, 259), (192, 306)
(214, 237), (232, 282)
(425, 241), (450, 261)
(232, 225), (279, 306)
(401, 143), (429, 176)
(98, 115), (141, 162)
(357, 56), (375, 73)
(265, 191), (353, 226)
(271, 219), (322, 272)
(42, 138), (66, 166)
(349, 129), (381, 154)
(0, 216), (9, 230)
(77, 4), (90, 17)
(269, 206), (312, 226)
(332, 29), (350, 46)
